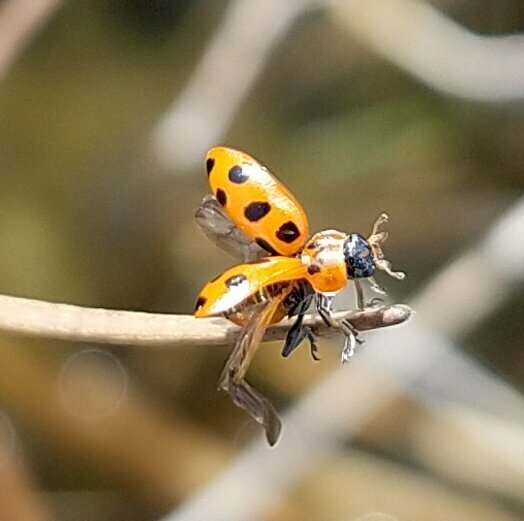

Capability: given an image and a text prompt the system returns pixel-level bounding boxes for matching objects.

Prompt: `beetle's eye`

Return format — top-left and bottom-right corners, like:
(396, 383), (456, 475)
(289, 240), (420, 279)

(343, 234), (375, 279)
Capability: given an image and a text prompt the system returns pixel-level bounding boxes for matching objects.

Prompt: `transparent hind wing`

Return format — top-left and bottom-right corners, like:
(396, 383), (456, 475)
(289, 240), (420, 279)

(195, 195), (267, 262)
(218, 298), (283, 445)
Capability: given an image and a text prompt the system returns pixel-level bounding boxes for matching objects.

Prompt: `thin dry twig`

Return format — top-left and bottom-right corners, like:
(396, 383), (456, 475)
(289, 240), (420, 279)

(0, 293), (411, 347)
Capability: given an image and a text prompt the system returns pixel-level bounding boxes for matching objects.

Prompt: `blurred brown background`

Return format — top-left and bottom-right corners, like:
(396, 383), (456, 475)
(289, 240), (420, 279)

(0, 1), (522, 520)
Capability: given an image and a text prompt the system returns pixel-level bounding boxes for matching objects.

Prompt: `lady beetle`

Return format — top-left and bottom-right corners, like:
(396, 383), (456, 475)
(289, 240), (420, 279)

(194, 146), (404, 445)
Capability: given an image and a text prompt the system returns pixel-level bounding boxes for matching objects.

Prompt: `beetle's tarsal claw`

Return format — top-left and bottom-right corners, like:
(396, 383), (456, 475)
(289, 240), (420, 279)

(376, 259), (405, 280)
(367, 214), (405, 283)
(341, 333), (356, 364)
(368, 277), (387, 294)
(372, 213), (389, 235)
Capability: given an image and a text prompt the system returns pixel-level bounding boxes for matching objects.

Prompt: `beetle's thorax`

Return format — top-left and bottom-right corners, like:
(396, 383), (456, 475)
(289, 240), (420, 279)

(301, 230), (348, 293)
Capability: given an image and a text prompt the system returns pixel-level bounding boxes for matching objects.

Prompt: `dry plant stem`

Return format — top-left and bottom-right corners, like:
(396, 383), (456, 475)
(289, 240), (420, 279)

(0, 294), (411, 347)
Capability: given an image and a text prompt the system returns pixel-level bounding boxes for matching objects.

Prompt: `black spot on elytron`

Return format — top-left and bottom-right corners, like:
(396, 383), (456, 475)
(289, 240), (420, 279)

(307, 264), (321, 275)
(224, 273), (248, 289)
(195, 296), (207, 311)
(276, 221), (300, 244)
(206, 158), (215, 176)
(216, 188), (227, 206)
(244, 201), (271, 222)
(228, 165), (249, 184)
(255, 237), (280, 256)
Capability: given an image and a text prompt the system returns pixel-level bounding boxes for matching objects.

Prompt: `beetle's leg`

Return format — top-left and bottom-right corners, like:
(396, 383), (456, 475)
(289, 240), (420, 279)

(316, 294), (363, 364)
(281, 282), (318, 359)
(316, 294), (336, 328)
(285, 285), (313, 319)
(317, 294), (353, 331)
(340, 329), (356, 364)
(368, 213), (405, 281)
(307, 328), (319, 360)
(368, 276), (386, 295)
(366, 277), (386, 306)
(340, 317), (365, 362)
(375, 259), (406, 280)
(282, 314), (304, 357)
(282, 311), (319, 360)
(371, 212), (389, 235)
(353, 278), (366, 309)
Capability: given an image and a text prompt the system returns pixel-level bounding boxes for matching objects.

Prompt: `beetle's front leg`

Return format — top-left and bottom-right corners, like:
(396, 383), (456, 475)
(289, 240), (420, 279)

(368, 213), (405, 282)
(353, 278), (366, 309)
(316, 294), (363, 364)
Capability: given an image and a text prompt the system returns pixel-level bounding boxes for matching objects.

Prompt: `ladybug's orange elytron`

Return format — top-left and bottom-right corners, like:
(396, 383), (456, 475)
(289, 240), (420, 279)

(194, 146), (405, 445)
(205, 147), (309, 257)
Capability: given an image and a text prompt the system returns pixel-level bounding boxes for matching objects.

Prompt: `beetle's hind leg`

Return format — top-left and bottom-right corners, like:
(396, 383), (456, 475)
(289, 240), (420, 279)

(281, 281), (318, 360)
(316, 294), (363, 364)
(282, 311), (319, 361)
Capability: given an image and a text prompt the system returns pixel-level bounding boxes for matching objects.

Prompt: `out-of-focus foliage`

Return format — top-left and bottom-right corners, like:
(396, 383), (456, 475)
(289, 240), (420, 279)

(0, 1), (522, 521)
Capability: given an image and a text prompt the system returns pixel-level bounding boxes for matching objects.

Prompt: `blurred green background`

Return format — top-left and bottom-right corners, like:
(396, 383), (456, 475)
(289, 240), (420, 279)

(0, 1), (522, 520)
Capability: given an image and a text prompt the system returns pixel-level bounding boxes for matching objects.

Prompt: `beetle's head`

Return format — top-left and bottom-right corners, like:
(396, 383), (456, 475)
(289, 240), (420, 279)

(343, 233), (375, 279)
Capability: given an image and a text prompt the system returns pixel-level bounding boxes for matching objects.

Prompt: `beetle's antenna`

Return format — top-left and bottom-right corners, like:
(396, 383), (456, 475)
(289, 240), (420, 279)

(368, 213), (406, 281)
